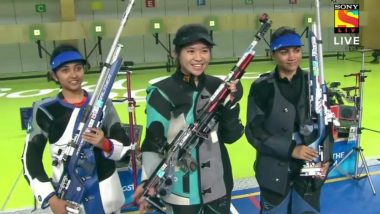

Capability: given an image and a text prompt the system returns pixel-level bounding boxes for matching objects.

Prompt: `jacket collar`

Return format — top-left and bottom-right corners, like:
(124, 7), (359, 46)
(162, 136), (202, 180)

(173, 68), (206, 89)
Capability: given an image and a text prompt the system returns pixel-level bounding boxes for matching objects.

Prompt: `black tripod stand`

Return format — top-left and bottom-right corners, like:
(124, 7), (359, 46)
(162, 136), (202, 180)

(329, 49), (376, 195)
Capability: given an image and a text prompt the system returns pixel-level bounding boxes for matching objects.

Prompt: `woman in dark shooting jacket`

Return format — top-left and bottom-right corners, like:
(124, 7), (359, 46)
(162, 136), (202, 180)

(134, 24), (244, 214)
(245, 27), (333, 214)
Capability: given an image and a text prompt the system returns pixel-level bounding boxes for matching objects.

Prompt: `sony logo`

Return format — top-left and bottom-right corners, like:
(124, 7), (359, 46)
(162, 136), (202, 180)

(334, 4), (359, 10)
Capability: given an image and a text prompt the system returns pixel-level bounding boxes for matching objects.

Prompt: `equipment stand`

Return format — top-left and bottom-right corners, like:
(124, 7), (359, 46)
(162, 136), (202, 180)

(153, 33), (175, 72)
(330, 49), (376, 195)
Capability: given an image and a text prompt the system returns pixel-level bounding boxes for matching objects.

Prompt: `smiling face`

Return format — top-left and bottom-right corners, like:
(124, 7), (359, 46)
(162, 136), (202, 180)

(52, 62), (85, 94)
(272, 46), (302, 75)
(177, 41), (211, 77)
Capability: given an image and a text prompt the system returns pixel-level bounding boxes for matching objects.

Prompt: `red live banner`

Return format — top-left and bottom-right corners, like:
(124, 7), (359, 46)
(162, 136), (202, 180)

(146, 0), (155, 8)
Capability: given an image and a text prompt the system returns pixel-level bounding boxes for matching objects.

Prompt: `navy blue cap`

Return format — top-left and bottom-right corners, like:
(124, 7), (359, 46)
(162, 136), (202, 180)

(270, 33), (303, 52)
(50, 51), (86, 72)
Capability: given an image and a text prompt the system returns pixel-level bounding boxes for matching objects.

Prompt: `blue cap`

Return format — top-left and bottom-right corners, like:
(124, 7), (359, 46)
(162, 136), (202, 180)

(50, 51), (86, 71)
(270, 33), (303, 52)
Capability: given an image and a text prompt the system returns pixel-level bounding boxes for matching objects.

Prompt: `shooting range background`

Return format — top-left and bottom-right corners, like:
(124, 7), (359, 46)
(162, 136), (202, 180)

(0, 0), (362, 75)
(0, 0), (379, 211)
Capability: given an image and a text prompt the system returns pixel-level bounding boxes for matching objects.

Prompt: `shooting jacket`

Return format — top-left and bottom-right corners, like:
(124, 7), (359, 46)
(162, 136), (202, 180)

(141, 69), (244, 205)
(21, 91), (130, 213)
(245, 68), (333, 195)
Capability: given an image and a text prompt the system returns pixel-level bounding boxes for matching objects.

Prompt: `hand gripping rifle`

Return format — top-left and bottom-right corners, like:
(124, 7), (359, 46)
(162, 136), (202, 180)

(55, 0), (135, 213)
(300, 0), (338, 176)
(142, 14), (272, 212)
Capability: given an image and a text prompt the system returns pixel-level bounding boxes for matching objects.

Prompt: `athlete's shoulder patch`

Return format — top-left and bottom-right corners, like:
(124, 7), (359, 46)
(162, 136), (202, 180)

(255, 71), (274, 84)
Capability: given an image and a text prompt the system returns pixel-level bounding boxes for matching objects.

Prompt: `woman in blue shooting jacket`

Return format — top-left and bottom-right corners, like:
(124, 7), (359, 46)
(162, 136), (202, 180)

(134, 23), (244, 214)
(21, 44), (130, 214)
(245, 27), (333, 214)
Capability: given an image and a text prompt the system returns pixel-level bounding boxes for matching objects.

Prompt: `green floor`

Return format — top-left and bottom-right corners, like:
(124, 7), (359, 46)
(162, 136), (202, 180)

(0, 52), (379, 211)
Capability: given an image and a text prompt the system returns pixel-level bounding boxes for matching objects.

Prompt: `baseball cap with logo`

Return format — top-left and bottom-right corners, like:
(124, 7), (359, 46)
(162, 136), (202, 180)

(173, 24), (215, 48)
